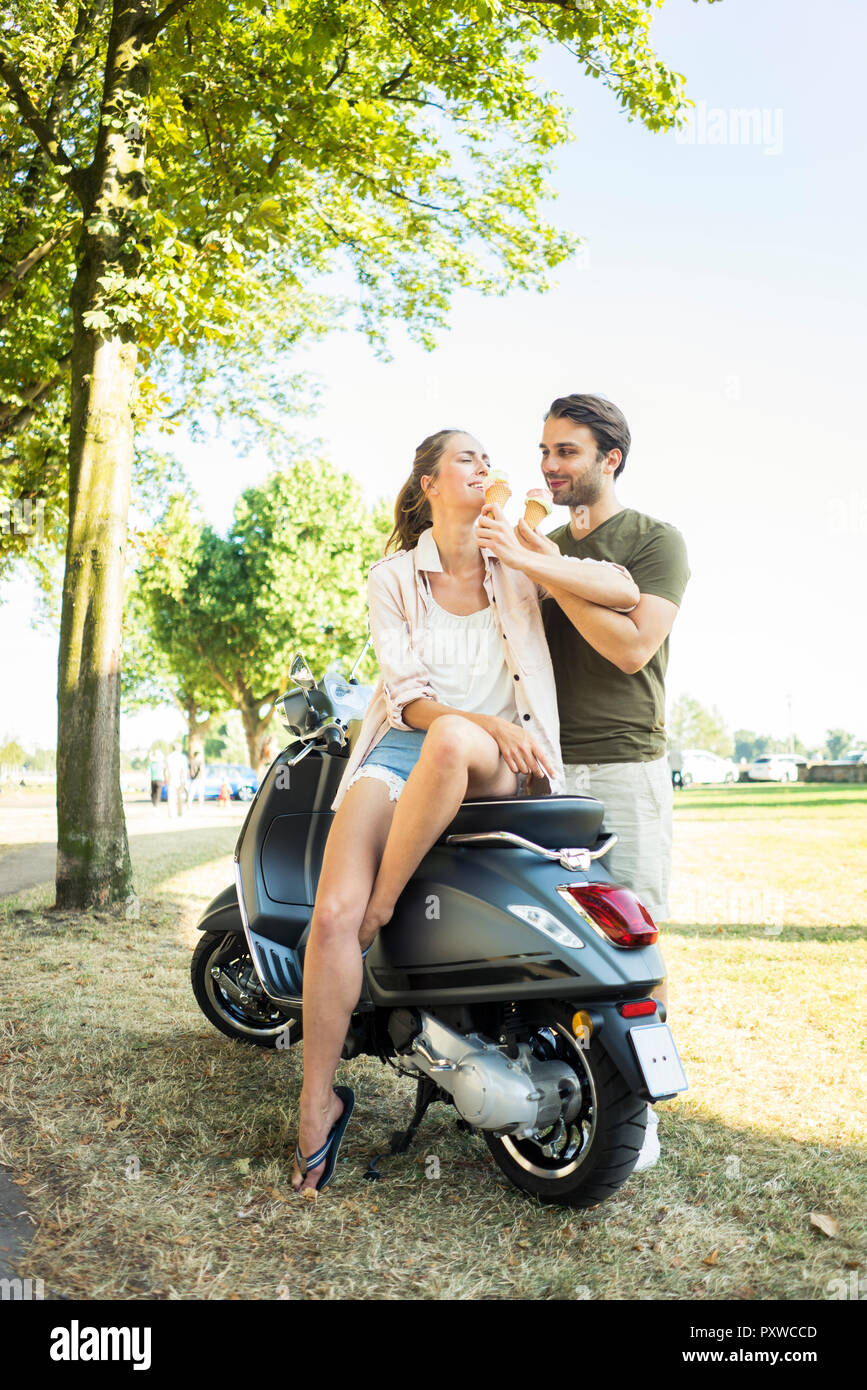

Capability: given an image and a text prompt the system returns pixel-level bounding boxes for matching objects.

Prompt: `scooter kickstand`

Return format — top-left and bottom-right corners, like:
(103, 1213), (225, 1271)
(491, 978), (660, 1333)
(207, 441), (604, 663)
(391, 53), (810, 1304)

(363, 1076), (443, 1182)
(390, 1075), (441, 1154)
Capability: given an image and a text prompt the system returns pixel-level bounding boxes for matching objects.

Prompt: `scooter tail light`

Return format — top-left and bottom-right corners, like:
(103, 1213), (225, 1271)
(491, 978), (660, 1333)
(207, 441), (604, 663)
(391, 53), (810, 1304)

(565, 884), (658, 948)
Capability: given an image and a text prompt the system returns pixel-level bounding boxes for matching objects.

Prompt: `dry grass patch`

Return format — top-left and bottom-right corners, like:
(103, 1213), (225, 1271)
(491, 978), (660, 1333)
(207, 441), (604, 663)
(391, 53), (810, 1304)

(1, 791), (865, 1300)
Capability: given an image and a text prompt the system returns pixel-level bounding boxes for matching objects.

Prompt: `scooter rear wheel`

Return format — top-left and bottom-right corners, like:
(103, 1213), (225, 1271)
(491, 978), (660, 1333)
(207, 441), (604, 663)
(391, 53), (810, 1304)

(483, 1009), (647, 1207)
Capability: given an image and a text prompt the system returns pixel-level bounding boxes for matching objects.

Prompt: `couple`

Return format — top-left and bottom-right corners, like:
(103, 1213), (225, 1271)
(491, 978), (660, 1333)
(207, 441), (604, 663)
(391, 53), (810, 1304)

(292, 392), (690, 1193)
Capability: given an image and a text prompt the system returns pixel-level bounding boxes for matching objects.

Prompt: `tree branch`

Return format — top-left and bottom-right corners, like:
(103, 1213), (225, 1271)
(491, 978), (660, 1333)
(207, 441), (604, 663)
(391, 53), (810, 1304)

(46, 1), (109, 132)
(0, 220), (79, 303)
(0, 54), (85, 197)
(0, 355), (71, 434)
(137, 0), (195, 44)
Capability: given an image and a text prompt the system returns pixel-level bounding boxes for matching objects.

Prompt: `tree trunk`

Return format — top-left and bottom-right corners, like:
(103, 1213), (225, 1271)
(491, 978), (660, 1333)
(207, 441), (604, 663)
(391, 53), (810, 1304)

(239, 700), (274, 772)
(55, 0), (151, 908)
(56, 275), (136, 906)
(186, 705), (211, 757)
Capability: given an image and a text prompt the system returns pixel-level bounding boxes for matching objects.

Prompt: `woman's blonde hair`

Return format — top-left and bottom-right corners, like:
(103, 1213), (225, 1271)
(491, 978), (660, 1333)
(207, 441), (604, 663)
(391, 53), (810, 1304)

(384, 428), (467, 554)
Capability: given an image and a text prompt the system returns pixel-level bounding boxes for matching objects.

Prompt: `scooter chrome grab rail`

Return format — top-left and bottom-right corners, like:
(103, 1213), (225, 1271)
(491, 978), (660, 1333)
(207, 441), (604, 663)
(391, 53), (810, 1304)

(445, 829), (618, 873)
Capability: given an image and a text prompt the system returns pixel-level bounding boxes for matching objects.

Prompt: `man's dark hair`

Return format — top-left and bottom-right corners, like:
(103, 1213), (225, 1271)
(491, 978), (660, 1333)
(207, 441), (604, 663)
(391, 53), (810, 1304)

(546, 394), (631, 480)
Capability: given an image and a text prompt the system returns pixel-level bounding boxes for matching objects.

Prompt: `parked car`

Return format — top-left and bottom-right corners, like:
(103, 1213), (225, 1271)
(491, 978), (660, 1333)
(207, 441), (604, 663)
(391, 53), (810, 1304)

(838, 749), (867, 765)
(160, 762), (259, 802)
(746, 753), (806, 783)
(680, 749), (739, 787)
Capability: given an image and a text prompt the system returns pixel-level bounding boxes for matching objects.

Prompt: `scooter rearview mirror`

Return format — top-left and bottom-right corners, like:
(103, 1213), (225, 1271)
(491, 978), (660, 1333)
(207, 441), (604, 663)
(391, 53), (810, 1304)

(289, 653), (316, 690)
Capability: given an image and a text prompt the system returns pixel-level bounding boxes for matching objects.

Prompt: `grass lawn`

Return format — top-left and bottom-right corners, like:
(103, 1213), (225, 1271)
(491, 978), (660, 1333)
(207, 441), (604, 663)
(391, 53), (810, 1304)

(1, 783), (865, 1300)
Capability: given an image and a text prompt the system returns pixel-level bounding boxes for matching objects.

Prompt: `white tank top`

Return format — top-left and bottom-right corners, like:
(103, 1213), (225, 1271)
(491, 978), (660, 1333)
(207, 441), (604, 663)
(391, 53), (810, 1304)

(421, 590), (518, 723)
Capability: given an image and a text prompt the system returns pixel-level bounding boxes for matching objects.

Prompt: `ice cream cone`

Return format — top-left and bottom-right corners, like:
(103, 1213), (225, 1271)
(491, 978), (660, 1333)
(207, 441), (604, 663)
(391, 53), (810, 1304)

(522, 488), (554, 529)
(484, 471), (511, 509)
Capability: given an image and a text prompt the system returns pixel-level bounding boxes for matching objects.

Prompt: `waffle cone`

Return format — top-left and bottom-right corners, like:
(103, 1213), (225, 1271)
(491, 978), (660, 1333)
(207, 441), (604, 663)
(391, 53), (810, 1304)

(522, 499), (549, 530)
(484, 481), (512, 508)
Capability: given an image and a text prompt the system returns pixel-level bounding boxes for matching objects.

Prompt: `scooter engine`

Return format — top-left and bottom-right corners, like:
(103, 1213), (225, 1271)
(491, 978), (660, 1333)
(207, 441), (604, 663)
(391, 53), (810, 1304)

(389, 1010), (581, 1138)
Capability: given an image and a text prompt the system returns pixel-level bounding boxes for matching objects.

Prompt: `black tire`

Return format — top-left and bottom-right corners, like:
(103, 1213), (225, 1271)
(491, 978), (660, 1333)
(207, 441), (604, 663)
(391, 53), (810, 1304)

(484, 1010), (647, 1208)
(191, 932), (301, 1048)
(235, 786), (255, 802)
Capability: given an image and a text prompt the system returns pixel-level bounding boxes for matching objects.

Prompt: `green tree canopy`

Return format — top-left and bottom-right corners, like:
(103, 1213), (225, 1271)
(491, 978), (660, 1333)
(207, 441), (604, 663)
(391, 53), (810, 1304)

(0, 0), (703, 905)
(668, 695), (732, 759)
(825, 729), (855, 761)
(134, 456), (391, 765)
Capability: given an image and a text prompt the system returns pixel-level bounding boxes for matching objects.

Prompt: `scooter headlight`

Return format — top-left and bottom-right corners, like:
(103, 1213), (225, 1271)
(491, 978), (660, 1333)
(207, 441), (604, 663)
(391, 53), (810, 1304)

(507, 904), (585, 949)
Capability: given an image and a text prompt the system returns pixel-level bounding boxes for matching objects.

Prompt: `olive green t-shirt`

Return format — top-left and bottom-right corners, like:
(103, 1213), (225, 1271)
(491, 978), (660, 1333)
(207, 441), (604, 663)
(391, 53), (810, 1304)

(542, 508), (690, 764)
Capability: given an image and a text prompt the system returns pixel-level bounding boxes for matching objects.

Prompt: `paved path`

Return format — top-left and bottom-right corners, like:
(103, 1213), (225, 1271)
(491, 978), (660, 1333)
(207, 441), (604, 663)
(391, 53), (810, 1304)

(0, 1167), (37, 1290)
(0, 796), (247, 900)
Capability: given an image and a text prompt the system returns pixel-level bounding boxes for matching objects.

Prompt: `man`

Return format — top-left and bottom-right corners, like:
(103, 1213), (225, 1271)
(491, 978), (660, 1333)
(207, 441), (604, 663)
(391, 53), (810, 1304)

(165, 743), (189, 819)
(148, 748), (165, 807)
(477, 392), (689, 1171)
(519, 394), (689, 939)
(189, 742), (206, 807)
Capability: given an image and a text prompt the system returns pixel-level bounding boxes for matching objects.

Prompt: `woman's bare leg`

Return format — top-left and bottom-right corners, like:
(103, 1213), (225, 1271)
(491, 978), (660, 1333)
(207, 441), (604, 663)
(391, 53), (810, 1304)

(358, 716), (517, 945)
(292, 777), (397, 1192)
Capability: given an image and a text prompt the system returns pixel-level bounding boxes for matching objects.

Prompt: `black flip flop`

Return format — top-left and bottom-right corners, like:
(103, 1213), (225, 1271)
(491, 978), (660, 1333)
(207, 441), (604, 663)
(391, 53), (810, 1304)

(294, 1086), (356, 1192)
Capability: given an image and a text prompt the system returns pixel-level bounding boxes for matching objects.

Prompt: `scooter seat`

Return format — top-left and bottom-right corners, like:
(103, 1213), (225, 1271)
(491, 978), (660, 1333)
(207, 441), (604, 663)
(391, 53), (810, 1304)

(438, 794), (605, 851)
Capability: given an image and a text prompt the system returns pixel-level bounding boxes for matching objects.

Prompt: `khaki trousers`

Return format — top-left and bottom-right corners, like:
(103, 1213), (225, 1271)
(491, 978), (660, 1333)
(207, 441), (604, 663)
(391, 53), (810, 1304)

(561, 754), (673, 922)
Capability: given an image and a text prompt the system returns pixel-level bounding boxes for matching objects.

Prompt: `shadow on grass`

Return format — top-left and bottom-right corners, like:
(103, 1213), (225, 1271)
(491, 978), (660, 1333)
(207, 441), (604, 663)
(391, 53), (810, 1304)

(662, 923), (866, 943)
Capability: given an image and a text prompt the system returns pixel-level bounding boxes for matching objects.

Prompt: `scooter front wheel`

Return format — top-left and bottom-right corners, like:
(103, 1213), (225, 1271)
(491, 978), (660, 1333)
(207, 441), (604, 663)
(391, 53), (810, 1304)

(191, 932), (301, 1048)
(484, 1009), (647, 1208)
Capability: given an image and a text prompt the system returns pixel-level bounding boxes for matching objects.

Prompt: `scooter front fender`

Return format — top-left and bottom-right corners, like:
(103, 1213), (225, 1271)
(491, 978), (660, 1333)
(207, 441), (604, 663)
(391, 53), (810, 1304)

(195, 883), (244, 936)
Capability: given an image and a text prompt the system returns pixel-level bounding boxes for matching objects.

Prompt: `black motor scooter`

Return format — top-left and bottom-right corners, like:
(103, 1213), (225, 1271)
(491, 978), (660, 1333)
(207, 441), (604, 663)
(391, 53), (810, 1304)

(192, 650), (688, 1207)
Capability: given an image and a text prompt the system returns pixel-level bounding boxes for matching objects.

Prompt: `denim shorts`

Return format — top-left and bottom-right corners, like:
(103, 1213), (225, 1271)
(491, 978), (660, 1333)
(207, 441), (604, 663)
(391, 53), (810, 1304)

(346, 727), (427, 801)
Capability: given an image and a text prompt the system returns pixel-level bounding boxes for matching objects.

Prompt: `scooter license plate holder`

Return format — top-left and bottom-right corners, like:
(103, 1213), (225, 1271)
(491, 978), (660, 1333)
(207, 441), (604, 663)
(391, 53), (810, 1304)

(628, 1023), (688, 1099)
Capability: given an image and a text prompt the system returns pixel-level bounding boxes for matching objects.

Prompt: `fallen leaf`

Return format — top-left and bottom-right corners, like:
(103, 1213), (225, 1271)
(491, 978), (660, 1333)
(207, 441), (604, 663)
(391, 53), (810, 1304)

(809, 1211), (838, 1238)
(702, 1248), (720, 1266)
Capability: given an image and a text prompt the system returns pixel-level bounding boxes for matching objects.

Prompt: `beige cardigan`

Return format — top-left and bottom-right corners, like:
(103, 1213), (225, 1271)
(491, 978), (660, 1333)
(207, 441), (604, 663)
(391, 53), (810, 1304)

(332, 527), (628, 810)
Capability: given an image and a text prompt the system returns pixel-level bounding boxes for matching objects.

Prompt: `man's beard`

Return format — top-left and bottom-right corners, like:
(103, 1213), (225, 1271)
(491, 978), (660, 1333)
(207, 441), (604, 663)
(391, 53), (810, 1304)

(557, 455), (605, 509)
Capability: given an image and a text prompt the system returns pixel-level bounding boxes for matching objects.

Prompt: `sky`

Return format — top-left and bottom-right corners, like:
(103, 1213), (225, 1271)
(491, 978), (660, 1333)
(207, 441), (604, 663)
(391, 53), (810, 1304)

(2, 0), (865, 753)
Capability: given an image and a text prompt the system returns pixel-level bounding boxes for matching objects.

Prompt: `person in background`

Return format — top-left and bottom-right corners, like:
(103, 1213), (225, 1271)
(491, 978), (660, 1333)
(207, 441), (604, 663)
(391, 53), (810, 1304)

(165, 743), (189, 818)
(148, 748), (165, 807)
(218, 776), (232, 808)
(668, 744), (684, 790)
(189, 741), (206, 807)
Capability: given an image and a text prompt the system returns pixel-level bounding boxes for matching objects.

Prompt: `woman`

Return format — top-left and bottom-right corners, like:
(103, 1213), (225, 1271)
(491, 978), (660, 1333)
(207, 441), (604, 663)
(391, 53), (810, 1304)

(291, 428), (639, 1192)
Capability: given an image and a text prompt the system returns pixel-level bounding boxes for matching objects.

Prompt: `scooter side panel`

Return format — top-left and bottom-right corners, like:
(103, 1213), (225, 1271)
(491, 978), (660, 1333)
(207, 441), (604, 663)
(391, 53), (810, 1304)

(365, 843), (666, 1008)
